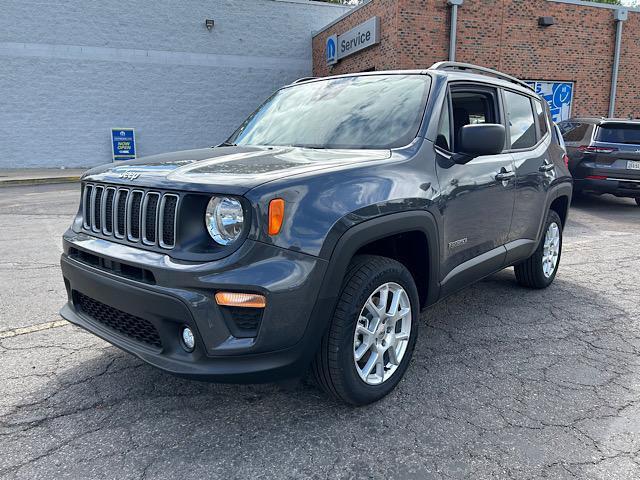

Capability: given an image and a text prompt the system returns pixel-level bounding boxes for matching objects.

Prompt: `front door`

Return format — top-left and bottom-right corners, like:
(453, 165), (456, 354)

(434, 84), (515, 295)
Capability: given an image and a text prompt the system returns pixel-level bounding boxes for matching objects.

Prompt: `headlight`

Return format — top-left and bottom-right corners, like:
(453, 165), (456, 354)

(205, 197), (245, 245)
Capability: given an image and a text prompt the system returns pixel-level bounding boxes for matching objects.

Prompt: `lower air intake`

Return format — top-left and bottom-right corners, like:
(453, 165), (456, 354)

(73, 291), (162, 349)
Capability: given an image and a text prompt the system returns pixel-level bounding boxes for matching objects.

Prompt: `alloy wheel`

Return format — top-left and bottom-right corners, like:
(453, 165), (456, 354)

(542, 222), (560, 278)
(353, 282), (412, 385)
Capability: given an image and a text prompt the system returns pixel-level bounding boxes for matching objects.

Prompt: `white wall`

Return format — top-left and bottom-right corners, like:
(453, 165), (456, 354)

(0, 0), (350, 168)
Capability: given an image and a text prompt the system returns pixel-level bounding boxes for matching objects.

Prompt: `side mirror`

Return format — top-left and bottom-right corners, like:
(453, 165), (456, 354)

(453, 124), (506, 164)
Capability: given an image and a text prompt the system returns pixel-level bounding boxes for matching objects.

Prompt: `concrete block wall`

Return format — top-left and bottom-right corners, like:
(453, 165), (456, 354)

(0, 0), (350, 168)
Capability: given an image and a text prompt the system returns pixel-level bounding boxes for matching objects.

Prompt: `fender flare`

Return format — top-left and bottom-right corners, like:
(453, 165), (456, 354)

(317, 210), (441, 309)
(291, 210), (441, 371)
(536, 180), (573, 244)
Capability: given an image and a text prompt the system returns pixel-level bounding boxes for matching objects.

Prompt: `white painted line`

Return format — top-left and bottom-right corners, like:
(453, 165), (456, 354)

(0, 320), (69, 339)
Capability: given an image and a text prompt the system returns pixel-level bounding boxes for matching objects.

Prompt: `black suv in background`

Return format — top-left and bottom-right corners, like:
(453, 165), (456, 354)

(558, 118), (640, 205)
(60, 63), (572, 405)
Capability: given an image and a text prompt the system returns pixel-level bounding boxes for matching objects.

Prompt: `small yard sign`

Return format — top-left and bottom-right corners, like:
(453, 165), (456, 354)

(111, 128), (136, 161)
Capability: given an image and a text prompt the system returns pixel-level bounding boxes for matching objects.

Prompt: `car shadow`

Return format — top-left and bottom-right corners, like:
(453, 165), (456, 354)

(5, 267), (637, 478)
(570, 192), (639, 217)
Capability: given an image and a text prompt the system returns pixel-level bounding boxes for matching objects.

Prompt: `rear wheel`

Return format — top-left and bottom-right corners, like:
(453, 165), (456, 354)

(312, 255), (419, 405)
(514, 210), (563, 289)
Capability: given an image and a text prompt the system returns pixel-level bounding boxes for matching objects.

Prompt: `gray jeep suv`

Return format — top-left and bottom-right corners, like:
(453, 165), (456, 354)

(60, 63), (572, 405)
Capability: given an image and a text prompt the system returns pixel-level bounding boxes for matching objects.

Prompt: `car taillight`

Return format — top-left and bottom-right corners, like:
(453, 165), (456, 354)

(586, 175), (607, 180)
(578, 145), (618, 154)
(563, 154), (569, 168)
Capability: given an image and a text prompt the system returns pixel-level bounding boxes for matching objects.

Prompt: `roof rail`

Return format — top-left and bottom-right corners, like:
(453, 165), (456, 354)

(429, 62), (534, 91)
(291, 77), (316, 84)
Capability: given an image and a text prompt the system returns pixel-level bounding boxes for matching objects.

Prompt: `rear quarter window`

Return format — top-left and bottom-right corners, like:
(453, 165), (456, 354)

(534, 100), (549, 137)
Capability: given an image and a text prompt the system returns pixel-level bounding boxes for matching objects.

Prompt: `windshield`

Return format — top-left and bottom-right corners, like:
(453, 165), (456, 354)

(595, 123), (640, 145)
(227, 74), (431, 149)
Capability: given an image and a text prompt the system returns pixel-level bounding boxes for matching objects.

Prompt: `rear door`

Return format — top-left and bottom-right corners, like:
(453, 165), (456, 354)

(435, 83), (515, 295)
(507, 91), (557, 250)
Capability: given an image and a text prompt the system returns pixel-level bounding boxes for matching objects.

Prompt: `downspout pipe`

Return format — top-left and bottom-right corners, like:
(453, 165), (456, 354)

(609, 8), (628, 118)
(447, 0), (464, 62)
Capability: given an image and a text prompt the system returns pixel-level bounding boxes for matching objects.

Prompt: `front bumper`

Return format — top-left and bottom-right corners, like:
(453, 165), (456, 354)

(60, 230), (331, 382)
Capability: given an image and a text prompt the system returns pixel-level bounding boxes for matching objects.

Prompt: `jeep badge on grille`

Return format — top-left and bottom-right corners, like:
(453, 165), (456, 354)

(119, 170), (140, 180)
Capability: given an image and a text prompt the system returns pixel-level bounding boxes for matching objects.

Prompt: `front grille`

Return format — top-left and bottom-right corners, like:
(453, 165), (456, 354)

(103, 188), (115, 235)
(93, 186), (103, 231)
(82, 183), (179, 249)
(128, 190), (143, 241)
(74, 291), (162, 348)
(143, 193), (159, 244)
(160, 195), (177, 248)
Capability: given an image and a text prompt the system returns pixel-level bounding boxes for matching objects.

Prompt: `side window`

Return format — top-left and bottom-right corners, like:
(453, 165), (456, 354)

(450, 89), (496, 153)
(435, 98), (451, 151)
(534, 99), (548, 137)
(560, 122), (589, 143)
(504, 90), (537, 149)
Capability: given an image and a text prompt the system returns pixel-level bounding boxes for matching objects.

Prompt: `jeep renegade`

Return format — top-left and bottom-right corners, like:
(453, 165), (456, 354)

(60, 63), (573, 405)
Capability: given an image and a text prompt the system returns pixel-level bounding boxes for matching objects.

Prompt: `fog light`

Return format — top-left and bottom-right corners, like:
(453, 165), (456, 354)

(181, 327), (195, 352)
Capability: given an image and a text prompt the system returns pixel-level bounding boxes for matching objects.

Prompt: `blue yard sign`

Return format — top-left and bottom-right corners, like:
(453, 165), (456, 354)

(526, 81), (574, 123)
(111, 128), (136, 161)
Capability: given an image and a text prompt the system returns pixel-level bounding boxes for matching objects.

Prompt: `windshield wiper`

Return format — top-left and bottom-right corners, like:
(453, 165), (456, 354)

(290, 144), (326, 149)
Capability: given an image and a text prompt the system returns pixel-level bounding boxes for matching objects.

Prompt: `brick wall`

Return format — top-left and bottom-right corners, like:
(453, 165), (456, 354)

(313, 0), (401, 76)
(312, 0), (640, 118)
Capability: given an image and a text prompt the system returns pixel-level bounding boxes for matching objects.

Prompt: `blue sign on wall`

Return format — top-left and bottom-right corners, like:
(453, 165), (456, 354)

(526, 81), (574, 123)
(326, 34), (337, 65)
(111, 128), (136, 161)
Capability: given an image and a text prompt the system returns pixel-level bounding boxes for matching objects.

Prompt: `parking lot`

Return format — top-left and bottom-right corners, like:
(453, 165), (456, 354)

(1, 183), (639, 479)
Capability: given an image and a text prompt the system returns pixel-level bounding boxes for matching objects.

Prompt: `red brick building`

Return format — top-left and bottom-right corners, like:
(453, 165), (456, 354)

(312, 0), (640, 120)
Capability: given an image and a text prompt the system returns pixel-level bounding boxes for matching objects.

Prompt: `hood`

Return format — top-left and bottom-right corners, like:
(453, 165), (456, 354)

(82, 146), (391, 194)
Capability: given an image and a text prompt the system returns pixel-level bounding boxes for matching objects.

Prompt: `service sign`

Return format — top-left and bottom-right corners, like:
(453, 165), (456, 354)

(111, 128), (136, 161)
(326, 16), (380, 65)
(526, 81), (574, 123)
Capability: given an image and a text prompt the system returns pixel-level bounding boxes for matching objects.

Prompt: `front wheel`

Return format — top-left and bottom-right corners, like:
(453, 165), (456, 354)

(514, 210), (563, 289)
(312, 255), (419, 405)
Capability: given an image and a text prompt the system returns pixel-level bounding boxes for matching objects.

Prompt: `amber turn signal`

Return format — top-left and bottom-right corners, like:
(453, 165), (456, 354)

(268, 198), (285, 236)
(215, 292), (266, 308)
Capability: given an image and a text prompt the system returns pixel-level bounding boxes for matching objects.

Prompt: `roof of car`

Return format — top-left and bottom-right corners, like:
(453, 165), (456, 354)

(289, 64), (537, 98)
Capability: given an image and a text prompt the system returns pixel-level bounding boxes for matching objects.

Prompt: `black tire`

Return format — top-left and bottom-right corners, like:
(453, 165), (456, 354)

(514, 210), (563, 289)
(312, 255), (420, 405)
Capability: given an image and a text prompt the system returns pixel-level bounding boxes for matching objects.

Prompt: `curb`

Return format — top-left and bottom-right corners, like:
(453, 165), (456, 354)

(0, 176), (82, 187)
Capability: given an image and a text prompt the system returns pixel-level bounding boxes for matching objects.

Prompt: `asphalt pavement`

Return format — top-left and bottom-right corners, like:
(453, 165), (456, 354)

(1, 184), (640, 479)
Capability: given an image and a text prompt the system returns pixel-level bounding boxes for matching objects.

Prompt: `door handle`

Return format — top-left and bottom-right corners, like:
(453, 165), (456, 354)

(495, 170), (515, 181)
(539, 162), (555, 172)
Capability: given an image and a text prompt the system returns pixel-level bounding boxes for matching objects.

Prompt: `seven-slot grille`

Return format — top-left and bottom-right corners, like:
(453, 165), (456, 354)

(82, 184), (178, 249)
